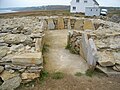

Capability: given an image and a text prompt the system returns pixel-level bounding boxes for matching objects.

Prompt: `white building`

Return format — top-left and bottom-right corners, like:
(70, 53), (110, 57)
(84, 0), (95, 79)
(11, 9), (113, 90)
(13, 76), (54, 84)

(70, 0), (99, 13)
(85, 7), (100, 16)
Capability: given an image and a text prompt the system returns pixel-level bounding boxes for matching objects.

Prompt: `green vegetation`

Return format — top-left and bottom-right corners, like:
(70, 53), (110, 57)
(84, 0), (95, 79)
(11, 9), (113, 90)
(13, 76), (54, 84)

(85, 69), (95, 77)
(42, 44), (49, 53)
(51, 72), (64, 80)
(75, 72), (83, 77)
(40, 70), (49, 82)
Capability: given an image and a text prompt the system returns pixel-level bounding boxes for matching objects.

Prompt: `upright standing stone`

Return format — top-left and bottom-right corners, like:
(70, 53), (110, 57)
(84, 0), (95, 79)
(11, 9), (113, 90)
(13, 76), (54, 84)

(87, 38), (98, 70)
(57, 17), (64, 30)
(48, 18), (55, 30)
(74, 19), (84, 30)
(80, 33), (89, 61)
(68, 18), (71, 30)
(83, 20), (95, 30)
(40, 19), (48, 30)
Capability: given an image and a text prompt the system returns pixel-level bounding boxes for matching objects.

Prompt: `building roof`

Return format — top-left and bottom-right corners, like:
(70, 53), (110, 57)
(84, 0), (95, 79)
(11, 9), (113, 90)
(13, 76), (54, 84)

(93, 0), (99, 5)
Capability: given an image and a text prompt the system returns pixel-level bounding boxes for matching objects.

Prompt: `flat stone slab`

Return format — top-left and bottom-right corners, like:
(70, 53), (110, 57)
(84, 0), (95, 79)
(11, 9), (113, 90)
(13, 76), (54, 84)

(12, 53), (43, 65)
(96, 66), (120, 76)
(1, 53), (43, 66)
(21, 72), (40, 80)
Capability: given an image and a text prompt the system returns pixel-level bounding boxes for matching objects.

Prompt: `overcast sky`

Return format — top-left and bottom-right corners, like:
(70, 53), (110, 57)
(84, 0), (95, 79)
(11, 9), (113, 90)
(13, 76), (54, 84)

(0, 0), (120, 8)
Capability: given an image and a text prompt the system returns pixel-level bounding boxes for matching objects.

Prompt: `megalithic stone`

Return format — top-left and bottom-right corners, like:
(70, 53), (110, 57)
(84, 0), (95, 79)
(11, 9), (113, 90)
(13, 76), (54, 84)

(87, 38), (98, 70)
(40, 19), (48, 30)
(83, 20), (95, 30)
(58, 17), (64, 30)
(74, 19), (84, 30)
(80, 33), (89, 61)
(48, 18), (55, 30)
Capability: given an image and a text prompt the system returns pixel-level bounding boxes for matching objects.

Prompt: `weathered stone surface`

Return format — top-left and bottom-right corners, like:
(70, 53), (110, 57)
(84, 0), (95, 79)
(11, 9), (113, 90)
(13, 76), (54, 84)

(80, 33), (89, 61)
(74, 19), (84, 30)
(98, 51), (115, 66)
(97, 65), (120, 76)
(0, 70), (19, 81)
(113, 65), (120, 72)
(35, 38), (43, 52)
(11, 52), (43, 65)
(4, 34), (32, 44)
(5, 64), (26, 71)
(87, 38), (98, 69)
(0, 76), (21, 90)
(10, 44), (24, 52)
(40, 19), (48, 30)
(48, 18), (55, 30)
(0, 66), (4, 73)
(30, 33), (43, 38)
(83, 20), (95, 30)
(113, 52), (120, 65)
(0, 46), (9, 59)
(57, 17), (64, 29)
(21, 72), (40, 80)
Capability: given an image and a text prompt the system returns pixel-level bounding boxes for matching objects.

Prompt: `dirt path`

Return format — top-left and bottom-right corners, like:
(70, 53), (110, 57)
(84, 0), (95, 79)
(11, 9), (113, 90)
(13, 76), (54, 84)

(43, 30), (88, 75)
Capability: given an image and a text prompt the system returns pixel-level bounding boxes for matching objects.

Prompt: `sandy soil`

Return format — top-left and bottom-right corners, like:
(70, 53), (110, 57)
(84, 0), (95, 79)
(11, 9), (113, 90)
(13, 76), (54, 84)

(43, 30), (88, 75)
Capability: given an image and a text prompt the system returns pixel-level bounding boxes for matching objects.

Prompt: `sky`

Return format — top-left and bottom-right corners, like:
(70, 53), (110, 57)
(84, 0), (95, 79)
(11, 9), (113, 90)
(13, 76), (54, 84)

(0, 0), (120, 8)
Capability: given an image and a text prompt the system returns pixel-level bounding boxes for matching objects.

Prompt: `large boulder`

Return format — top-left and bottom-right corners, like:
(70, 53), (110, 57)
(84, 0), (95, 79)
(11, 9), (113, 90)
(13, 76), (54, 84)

(0, 76), (21, 90)
(3, 34), (32, 44)
(98, 51), (115, 66)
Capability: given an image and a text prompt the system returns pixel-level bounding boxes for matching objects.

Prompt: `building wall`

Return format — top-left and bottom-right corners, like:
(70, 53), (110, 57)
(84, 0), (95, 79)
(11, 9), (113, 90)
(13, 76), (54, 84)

(70, 0), (99, 13)
(85, 7), (100, 16)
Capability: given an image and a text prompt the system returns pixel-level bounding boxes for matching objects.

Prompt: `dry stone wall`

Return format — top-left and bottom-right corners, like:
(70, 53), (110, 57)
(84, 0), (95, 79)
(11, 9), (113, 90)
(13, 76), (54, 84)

(0, 16), (46, 90)
(0, 16), (120, 89)
(67, 19), (120, 74)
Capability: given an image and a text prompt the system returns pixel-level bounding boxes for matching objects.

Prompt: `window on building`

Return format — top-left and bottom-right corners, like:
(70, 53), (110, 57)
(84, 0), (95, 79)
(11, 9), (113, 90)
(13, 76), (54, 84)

(91, 9), (92, 11)
(76, 0), (79, 3)
(84, 0), (87, 3)
(73, 7), (76, 10)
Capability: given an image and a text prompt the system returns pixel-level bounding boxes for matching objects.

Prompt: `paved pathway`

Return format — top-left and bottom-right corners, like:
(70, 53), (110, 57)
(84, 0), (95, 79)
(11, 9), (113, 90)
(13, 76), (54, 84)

(44, 30), (88, 75)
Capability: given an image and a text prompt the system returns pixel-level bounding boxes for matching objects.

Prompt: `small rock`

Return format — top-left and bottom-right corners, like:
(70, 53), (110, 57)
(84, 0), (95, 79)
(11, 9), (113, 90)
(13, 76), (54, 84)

(0, 46), (9, 59)
(0, 66), (4, 73)
(113, 65), (120, 72)
(10, 44), (24, 52)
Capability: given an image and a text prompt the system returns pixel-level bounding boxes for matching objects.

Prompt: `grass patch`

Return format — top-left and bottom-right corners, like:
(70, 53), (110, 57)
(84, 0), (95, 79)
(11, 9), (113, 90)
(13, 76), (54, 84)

(42, 44), (49, 53)
(51, 72), (64, 80)
(75, 72), (83, 77)
(40, 70), (49, 82)
(65, 43), (71, 49)
(85, 69), (94, 77)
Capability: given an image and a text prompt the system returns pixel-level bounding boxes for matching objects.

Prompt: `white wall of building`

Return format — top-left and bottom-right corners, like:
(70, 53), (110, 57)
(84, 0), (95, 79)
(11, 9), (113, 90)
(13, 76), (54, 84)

(70, 0), (99, 13)
(85, 7), (100, 16)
